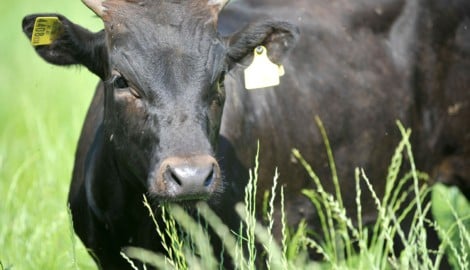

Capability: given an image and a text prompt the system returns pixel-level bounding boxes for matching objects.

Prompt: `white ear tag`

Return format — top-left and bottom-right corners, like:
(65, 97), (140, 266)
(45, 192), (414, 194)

(244, 46), (285, 90)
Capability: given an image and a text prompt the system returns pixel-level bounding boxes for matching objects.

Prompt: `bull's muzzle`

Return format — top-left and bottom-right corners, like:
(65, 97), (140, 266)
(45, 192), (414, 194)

(153, 155), (221, 200)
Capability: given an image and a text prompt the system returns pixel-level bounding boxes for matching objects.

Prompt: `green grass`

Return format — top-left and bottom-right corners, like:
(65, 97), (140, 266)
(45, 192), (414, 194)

(0, 1), (469, 270)
(0, 1), (100, 269)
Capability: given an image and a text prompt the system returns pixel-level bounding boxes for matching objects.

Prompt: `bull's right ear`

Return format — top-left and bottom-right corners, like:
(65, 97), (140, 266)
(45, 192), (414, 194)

(22, 14), (107, 79)
(225, 20), (300, 70)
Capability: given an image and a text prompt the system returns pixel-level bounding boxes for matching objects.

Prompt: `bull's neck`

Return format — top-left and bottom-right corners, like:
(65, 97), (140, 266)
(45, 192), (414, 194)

(85, 124), (147, 224)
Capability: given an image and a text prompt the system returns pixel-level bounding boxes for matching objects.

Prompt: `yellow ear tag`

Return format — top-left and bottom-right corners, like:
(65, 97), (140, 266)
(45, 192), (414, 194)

(244, 46), (285, 90)
(31, 17), (62, 46)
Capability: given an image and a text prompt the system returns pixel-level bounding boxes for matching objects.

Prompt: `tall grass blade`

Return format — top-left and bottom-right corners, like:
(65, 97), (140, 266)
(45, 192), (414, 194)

(235, 203), (284, 270)
(123, 247), (172, 270)
(167, 204), (218, 270)
(67, 204), (80, 270)
(196, 203), (245, 270)
(314, 116), (343, 208)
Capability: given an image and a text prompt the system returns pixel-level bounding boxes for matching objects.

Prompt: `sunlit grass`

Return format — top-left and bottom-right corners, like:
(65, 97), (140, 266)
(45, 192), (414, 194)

(0, 1), (100, 269)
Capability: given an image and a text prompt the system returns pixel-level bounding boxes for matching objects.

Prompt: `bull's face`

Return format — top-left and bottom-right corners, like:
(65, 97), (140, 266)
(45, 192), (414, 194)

(22, 0), (298, 202)
(100, 1), (229, 201)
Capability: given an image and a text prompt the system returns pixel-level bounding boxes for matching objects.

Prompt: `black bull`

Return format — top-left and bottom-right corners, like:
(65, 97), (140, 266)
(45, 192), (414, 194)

(22, 0), (469, 269)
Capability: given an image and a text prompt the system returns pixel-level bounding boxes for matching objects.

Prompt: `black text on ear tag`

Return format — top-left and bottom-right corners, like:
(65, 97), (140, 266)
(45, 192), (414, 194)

(31, 17), (62, 46)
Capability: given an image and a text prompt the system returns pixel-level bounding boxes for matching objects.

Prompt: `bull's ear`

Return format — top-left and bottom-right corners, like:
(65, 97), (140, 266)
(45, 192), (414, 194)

(226, 20), (299, 69)
(22, 13), (107, 79)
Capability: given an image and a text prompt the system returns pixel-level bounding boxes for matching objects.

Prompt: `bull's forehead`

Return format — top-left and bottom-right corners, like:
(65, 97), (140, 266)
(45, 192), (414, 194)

(102, 0), (218, 39)
(103, 0), (226, 92)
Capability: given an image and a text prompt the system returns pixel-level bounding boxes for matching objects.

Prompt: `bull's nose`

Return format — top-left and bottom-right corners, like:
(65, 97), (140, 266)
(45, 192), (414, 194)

(167, 163), (215, 188)
(155, 155), (221, 199)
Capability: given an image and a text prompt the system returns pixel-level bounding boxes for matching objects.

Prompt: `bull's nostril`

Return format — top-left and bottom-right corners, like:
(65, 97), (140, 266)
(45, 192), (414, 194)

(204, 166), (215, 187)
(170, 171), (182, 186)
(165, 165), (183, 187)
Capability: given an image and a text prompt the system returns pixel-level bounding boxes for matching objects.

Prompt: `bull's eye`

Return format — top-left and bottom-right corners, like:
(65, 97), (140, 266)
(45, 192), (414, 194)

(113, 76), (129, 89)
(214, 71), (226, 105)
(110, 71), (141, 98)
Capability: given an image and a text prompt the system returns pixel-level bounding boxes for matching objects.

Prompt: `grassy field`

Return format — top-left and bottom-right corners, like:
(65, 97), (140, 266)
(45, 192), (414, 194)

(0, 1), (468, 270)
(0, 1), (99, 269)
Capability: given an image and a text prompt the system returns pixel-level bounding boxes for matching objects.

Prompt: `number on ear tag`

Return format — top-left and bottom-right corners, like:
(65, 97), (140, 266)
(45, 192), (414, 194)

(244, 46), (285, 90)
(31, 17), (62, 46)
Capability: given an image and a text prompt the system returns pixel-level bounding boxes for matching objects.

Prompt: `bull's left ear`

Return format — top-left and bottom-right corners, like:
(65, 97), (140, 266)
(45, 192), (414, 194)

(22, 13), (107, 79)
(226, 20), (300, 69)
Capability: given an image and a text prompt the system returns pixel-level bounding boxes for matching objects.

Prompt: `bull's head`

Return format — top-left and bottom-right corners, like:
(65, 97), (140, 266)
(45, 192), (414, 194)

(22, 0), (298, 202)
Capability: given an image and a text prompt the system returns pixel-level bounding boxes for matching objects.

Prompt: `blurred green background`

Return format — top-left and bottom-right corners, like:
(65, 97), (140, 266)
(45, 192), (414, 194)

(0, 1), (468, 270)
(0, 1), (100, 269)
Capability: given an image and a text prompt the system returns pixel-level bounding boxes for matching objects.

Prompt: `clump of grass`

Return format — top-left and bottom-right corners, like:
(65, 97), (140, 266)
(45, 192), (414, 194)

(292, 119), (437, 269)
(432, 185), (470, 270)
(122, 119), (469, 270)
